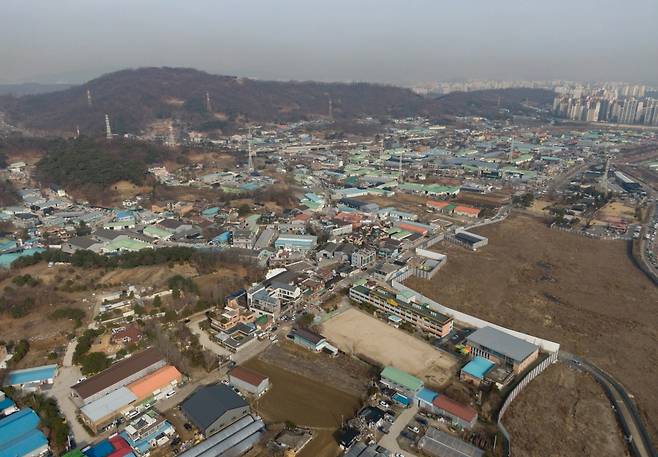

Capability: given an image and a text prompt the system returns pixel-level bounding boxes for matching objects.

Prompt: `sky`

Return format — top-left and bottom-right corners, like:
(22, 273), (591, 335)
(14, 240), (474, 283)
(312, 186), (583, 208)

(1, 0), (657, 85)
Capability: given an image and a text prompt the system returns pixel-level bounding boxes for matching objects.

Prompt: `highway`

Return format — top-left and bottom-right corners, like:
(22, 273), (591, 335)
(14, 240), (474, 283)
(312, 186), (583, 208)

(560, 353), (657, 457)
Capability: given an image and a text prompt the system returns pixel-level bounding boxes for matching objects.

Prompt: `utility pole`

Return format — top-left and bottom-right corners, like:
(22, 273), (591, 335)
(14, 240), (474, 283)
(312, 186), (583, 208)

(105, 114), (112, 140)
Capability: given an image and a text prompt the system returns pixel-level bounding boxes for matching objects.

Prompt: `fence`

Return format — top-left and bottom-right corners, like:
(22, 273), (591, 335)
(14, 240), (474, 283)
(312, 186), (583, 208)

(392, 280), (561, 353)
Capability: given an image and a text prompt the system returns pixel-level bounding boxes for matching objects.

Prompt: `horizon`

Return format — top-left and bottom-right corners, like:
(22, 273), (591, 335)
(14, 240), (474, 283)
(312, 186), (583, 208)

(2, 0), (658, 86)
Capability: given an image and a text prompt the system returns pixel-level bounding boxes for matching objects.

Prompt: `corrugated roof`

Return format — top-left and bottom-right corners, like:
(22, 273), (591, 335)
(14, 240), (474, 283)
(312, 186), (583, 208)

(80, 387), (137, 423)
(466, 327), (538, 363)
(432, 395), (477, 422)
(416, 387), (438, 404)
(0, 408), (49, 457)
(73, 347), (163, 400)
(127, 365), (182, 401)
(380, 366), (423, 392)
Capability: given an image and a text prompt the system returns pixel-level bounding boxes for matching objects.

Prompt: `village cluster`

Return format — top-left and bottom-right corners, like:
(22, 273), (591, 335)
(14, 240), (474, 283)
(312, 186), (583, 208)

(1, 114), (656, 457)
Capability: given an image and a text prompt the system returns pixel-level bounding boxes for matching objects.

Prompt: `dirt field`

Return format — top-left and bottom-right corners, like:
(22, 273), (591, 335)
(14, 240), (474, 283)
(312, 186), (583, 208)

(505, 363), (629, 457)
(321, 308), (458, 388)
(406, 212), (658, 442)
(527, 199), (554, 215)
(243, 358), (362, 457)
(99, 263), (198, 287)
(593, 200), (638, 225)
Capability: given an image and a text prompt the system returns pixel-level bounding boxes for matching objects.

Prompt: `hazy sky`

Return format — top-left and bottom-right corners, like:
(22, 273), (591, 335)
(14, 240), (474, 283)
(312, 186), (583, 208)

(2, 0), (657, 85)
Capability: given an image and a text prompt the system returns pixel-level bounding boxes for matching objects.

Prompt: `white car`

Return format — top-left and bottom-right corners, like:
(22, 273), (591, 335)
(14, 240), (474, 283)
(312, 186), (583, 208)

(77, 376), (87, 384)
(379, 400), (390, 408)
(165, 390), (176, 399)
(408, 425), (420, 433)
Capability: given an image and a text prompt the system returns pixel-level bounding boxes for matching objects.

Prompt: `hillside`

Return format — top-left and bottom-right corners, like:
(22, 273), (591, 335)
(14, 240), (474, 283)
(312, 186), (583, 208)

(0, 67), (554, 135)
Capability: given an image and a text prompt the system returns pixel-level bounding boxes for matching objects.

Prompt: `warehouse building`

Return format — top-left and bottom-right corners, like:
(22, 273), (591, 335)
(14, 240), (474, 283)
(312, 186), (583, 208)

(447, 230), (488, 250)
(181, 384), (250, 437)
(349, 284), (454, 338)
(288, 328), (338, 355)
(274, 234), (318, 252)
(466, 327), (539, 374)
(0, 408), (49, 457)
(178, 414), (265, 457)
(80, 387), (137, 433)
(72, 347), (165, 405)
(4, 364), (58, 390)
(419, 427), (484, 457)
(229, 366), (270, 397)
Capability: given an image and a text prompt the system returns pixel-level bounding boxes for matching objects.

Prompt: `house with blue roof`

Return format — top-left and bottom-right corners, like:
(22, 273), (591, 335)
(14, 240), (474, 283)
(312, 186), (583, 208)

(0, 408), (49, 457)
(460, 356), (496, 386)
(415, 387), (439, 410)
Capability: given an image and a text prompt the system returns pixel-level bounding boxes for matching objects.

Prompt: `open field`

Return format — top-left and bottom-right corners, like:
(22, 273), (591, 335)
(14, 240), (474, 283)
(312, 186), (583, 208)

(406, 212), (658, 442)
(243, 358), (362, 457)
(505, 363), (628, 457)
(99, 263), (198, 287)
(321, 308), (458, 388)
(361, 193), (434, 216)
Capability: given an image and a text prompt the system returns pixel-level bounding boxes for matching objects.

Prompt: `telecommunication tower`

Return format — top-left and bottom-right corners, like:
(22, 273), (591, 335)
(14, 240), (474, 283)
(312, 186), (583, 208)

(105, 114), (112, 140)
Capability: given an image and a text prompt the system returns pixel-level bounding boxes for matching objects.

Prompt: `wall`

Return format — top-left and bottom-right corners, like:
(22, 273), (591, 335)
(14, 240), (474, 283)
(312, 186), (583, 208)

(391, 281), (560, 353)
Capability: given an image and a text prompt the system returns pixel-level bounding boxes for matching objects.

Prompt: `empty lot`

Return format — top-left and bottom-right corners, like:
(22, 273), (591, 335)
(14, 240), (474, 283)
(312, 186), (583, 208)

(406, 212), (658, 443)
(322, 308), (459, 388)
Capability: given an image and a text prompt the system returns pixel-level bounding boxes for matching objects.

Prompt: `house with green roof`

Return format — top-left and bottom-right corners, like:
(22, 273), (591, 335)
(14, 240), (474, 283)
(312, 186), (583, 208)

(380, 366), (423, 395)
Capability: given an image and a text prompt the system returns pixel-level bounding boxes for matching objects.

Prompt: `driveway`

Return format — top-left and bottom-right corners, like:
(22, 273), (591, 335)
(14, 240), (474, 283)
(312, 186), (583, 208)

(187, 316), (231, 357)
(49, 364), (92, 447)
(378, 404), (419, 457)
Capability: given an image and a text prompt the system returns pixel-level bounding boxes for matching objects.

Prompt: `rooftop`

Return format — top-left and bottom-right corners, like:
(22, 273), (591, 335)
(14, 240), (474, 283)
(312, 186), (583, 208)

(181, 384), (248, 431)
(466, 327), (538, 363)
(462, 356), (495, 380)
(380, 366), (423, 392)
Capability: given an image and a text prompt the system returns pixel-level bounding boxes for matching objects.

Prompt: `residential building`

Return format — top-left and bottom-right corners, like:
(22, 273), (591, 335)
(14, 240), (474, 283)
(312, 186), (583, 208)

(349, 284), (453, 338)
(432, 395), (478, 429)
(351, 249), (376, 268)
(181, 384), (250, 437)
(466, 326), (539, 374)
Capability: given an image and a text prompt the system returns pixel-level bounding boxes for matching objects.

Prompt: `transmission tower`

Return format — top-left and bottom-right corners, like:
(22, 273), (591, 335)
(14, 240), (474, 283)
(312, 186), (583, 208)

(509, 137), (514, 162)
(205, 91), (212, 112)
(105, 114), (112, 140)
(168, 124), (176, 147)
(599, 153), (611, 196)
(87, 89), (93, 107)
(247, 127), (255, 173)
(325, 92), (333, 120)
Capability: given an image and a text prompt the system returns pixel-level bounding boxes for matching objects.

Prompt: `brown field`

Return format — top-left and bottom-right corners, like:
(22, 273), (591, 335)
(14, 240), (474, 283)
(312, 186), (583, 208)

(321, 308), (458, 388)
(454, 190), (512, 208)
(243, 358), (362, 457)
(593, 200), (637, 224)
(361, 193), (434, 215)
(527, 199), (554, 215)
(406, 212), (658, 442)
(505, 363), (628, 457)
(99, 263), (198, 287)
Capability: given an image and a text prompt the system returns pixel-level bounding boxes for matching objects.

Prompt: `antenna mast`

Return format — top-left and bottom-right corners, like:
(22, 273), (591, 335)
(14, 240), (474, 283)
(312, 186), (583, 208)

(105, 114), (112, 140)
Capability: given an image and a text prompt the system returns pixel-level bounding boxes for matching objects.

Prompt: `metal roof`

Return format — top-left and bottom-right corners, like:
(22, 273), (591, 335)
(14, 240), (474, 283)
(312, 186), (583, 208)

(466, 326), (538, 363)
(177, 415), (264, 457)
(380, 366), (423, 392)
(80, 387), (137, 423)
(181, 384), (248, 431)
(419, 427), (484, 457)
(462, 357), (495, 380)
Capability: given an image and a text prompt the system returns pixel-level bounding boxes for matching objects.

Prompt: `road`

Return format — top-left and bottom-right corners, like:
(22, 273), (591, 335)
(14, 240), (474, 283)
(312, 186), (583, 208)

(560, 353), (657, 457)
(48, 338), (92, 447)
(378, 404), (419, 457)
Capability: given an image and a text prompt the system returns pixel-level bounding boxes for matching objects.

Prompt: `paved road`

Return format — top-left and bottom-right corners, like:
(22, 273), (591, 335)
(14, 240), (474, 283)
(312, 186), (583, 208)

(48, 340), (91, 447)
(560, 353), (657, 457)
(378, 404), (419, 457)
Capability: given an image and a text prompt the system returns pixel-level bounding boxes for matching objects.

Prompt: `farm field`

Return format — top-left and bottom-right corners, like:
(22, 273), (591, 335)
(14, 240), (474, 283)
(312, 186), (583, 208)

(243, 358), (362, 457)
(321, 308), (459, 388)
(406, 212), (658, 443)
(505, 363), (628, 457)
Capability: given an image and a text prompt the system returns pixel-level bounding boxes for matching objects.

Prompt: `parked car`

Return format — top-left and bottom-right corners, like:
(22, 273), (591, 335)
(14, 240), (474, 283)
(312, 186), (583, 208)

(165, 390), (176, 399)
(379, 400), (390, 408)
(408, 425), (420, 433)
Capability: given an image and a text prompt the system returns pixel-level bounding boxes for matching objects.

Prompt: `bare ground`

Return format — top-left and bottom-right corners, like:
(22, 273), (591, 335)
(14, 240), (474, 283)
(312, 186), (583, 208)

(406, 212), (658, 443)
(505, 363), (629, 457)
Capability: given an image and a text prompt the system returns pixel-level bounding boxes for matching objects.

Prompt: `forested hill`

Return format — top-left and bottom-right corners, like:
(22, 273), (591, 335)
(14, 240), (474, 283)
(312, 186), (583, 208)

(0, 67), (554, 135)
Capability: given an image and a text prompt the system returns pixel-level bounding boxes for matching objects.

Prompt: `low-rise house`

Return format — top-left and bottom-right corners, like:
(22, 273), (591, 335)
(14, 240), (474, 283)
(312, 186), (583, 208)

(432, 395), (478, 429)
(288, 328), (338, 354)
(110, 324), (143, 345)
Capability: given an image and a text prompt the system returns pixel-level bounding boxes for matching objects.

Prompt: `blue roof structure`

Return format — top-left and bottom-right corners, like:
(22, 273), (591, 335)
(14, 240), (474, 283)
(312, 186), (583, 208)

(83, 439), (114, 457)
(0, 408), (49, 457)
(416, 388), (439, 405)
(0, 397), (15, 411)
(5, 364), (57, 386)
(462, 356), (495, 380)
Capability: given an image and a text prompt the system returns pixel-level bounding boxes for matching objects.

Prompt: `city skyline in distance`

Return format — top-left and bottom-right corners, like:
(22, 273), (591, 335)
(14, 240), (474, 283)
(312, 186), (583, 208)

(2, 0), (657, 85)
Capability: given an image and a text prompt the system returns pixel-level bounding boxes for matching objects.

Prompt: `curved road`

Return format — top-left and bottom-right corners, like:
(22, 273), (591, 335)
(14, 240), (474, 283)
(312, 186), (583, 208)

(560, 352), (657, 457)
